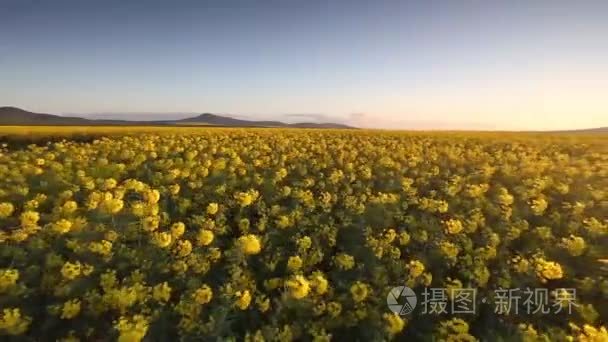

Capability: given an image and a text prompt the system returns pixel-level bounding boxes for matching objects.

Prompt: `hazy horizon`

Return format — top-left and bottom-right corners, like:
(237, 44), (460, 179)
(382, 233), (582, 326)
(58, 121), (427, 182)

(1, 0), (607, 130)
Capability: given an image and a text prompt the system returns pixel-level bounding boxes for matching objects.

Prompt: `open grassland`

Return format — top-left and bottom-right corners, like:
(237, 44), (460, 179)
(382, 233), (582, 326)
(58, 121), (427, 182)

(0, 126), (606, 341)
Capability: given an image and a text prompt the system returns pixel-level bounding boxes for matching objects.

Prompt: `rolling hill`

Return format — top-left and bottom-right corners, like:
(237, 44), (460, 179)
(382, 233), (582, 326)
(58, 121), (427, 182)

(551, 127), (608, 134)
(175, 113), (287, 127)
(0, 107), (354, 129)
(0, 106), (93, 125)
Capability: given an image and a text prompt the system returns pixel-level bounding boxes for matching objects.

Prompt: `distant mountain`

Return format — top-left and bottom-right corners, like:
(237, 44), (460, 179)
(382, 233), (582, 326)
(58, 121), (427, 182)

(174, 113), (353, 129)
(571, 127), (607, 133)
(176, 113), (287, 127)
(547, 127), (608, 134)
(0, 107), (354, 129)
(0, 107), (142, 126)
(0, 106), (93, 125)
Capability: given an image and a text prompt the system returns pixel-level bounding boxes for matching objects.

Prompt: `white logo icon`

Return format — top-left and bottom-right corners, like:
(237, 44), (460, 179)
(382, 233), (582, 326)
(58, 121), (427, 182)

(387, 286), (417, 315)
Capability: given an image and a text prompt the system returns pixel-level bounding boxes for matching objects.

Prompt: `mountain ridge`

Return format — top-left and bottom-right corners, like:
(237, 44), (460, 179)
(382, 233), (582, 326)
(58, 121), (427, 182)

(1, 107), (605, 132)
(0, 107), (354, 129)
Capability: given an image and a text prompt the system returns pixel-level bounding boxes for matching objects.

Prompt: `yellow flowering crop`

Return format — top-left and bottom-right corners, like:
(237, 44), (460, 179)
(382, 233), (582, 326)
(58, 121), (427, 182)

(0, 127), (605, 340)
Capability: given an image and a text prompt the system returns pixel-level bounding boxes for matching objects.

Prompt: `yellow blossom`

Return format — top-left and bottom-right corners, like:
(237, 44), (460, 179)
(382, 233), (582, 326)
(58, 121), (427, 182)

(327, 302), (342, 318)
(197, 229), (214, 246)
(20, 210), (40, 228)
(174, 240), (193, 258)
(100, 198), (124, 214)
(334, 253), (355, 270)
(151, 232), (172, 248)
(142, 216), (160, 232)
(0, 202), (14, 218)
(206, 203), (219, 215)
(297, 236), (312, 250)
(384, 229), (397, 243)
(238, 234), (262, 255)
(444, 219), (464, 235)
(235, 190), (259, 207)
(0, 308), (31, 335)
(287, 256), (303, 272)
(235, 290), (252, 310)
(350, 281), (370, 303)
(286, 275), (310, 299)
(89, 240), (113, 256)
(256, 295), (270, 312)
(60, 299), (81, 319)
(171, 222), (186, 239)
(398, 231), (411, 246)
(309, 272), (329, 295)
(535, 258), (563, 281)
(61, 261), (82, 280)
(103, 178), (117, 190)
(115, 315), (149, 342)
(152, 282), (172, 303)
(0, 269), (19, 293)
(193, 285), (213, 305)
(383, 313), (406, 335)
(144, 189), (161, 204)
(575, 324), (608, 342)
(407, 260), (425, 278)
(168, 184), (180, 195)
(51, 219), (72, 234)
(560, 235), (586, 257)
(62, 201), (78, 214)
(530, 197), (549, 215)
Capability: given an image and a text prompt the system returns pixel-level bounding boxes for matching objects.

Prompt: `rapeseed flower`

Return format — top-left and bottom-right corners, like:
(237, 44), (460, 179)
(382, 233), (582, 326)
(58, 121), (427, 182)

(193, 285), (213, 305)
(0, 202), (14, 218)
(0, 308), (31, 335)
(197, 229), (214, 246)
(350, 281), (370, 303)
(206, 203), (219, 215)
(235, 290), (252, 310)
(383, 313), (406, 335)
(0, 269), (19, 293)
(60, 299), (81, 319)
(152, 282), (172, 303)
(238, 234), (262, 255)
(286, 275), (310, 299)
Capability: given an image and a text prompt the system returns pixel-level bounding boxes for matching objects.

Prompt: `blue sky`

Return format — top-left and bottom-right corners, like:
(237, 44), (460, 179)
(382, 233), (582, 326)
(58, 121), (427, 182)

(1, 0), (607, 129)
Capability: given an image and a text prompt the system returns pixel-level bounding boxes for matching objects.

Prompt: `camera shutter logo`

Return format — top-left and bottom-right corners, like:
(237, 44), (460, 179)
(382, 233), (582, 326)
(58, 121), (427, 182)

(387, 286), (417, 315)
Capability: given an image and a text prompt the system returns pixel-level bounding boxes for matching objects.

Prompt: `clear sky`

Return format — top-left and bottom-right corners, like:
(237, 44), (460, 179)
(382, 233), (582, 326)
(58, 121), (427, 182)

(1, 0), (607, 130)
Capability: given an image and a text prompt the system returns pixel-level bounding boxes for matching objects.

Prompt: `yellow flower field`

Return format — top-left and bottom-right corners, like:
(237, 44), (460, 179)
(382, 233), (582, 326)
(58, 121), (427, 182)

(0, 126), (606, 341)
